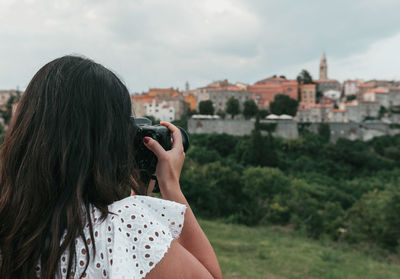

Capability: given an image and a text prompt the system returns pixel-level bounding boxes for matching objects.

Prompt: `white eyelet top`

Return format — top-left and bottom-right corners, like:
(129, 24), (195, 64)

(36, 195), (186, 279)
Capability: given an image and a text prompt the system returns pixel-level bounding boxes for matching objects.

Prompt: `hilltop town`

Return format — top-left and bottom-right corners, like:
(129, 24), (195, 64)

(130, 53), (400, 126)
(1, 54), (399, 134)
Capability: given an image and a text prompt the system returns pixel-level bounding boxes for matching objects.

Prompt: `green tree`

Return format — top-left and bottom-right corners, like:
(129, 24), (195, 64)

(379, 106), (388, 118)
(199, 100), (214, 115)
(343, 185), (400, 250)
(216, 109), (226, 119)
(226, 97), (240, 119)
(269, 94), (299, 116)
(180, 161), (243, 218)
(257, 109), (269, 118)
(243, 99), (258, 119)
(242, 167), (291, 225)
(241, 125), (278, 168)
(296, 69), (313, 84)
(318, 123), (331, 143)
(205, 133), (239, 157)
(186, 146), (220, 164)
(346, 95), (356, 102)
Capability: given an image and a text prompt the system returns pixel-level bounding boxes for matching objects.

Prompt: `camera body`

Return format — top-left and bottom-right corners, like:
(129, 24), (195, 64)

(133, 117), (189, 182)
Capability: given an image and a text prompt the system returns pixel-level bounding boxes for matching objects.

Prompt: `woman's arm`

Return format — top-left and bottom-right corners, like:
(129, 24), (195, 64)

(143, 122), (222, 279)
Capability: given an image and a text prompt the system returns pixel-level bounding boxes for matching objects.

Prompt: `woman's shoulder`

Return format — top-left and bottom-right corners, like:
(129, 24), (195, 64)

(107, 195), (186, 235)
(109, 195), (186, 217)
(89, 195), (187, 278)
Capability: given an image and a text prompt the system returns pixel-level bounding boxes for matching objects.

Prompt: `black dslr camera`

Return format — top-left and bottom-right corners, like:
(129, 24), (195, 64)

(132, 117), (190, 184)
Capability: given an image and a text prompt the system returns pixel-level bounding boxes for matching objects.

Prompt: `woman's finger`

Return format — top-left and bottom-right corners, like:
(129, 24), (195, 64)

(142, 136), (167, 160)
(160, 122), (183, 150)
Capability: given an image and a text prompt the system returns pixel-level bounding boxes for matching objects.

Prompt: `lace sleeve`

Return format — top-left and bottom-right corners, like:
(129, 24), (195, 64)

(107, 195), (186, 279)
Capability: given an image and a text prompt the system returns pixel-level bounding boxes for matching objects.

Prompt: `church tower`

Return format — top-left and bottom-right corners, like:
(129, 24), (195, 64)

(319, 52), (328, 80)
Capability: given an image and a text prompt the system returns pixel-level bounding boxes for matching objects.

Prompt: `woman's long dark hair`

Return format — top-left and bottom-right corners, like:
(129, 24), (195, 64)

(0, 56), (144, 278)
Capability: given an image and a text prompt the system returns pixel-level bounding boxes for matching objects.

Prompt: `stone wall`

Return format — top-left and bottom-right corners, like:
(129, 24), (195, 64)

(188, 118), (400, 142)
(188, 119), (254, 136)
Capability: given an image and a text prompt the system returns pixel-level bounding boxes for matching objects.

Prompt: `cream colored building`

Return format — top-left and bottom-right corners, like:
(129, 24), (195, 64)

(300, 84), (316, 104)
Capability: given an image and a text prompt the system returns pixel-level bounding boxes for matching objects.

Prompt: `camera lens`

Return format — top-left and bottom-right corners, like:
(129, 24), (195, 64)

(178, 126), (190, 152)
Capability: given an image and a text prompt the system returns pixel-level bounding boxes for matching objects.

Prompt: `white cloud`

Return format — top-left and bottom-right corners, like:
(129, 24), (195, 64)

(282, 32), (400, 82)
(0, 0), (400, 91)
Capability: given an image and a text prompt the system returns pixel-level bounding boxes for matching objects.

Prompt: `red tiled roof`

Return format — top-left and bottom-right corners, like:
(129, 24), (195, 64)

(359, 83), (374, 88)
(255, 77), (287, 84)
(387, 86), (400, 91)
(363, 88), (388, 94)
(359, 100), (378, 103)
(210, 85), (243, 91)
(314, 79), (339, 83)
(299, 102), (332, 108)
(301, 84), (316, 89)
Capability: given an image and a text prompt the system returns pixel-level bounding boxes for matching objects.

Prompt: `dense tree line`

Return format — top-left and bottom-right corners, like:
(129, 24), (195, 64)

(198, 94), (299, 119)
(181, 129), (400, 252)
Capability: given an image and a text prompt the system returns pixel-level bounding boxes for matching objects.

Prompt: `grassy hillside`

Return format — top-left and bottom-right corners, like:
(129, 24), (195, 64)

(200, 220), (400, 279)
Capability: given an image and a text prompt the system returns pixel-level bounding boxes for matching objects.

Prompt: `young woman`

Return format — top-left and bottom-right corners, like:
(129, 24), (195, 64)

(0, 56), (222, 279)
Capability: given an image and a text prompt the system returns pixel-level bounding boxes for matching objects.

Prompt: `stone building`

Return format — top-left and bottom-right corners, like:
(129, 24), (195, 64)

(319, 52), (328, 80)
(359, 101), (380, 119)
(323, 89), (341, 100)
(388, 87), (400, 107)
(300, 84), (316, 104)
(143, 99), (175, 122)
(163, 95), (189, 120)
(247, 77), (298, 108)
(192, 79), (243, 109)
(131, 94), (154, 117)
(367, 80), (400, 88)
(315, 79), (341, 94)
(315, 53), (341, 94)
(208, 90), (252, 113)
(343, 80), (361, 96)
(184, 95), (197, 111)
(148, 88), (180, 98)
(329, 109), (347, 122)
(343, 101), (379, 122)
(131, 92), (188, 120)
(296, 103), (332, 122)
(363, 88), (389, 108)
(345, 103), (359, 122)
(357, 83), (375, 99)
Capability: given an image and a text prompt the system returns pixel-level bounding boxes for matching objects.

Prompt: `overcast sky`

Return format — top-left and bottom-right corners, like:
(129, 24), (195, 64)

(1, 0), (400, 93)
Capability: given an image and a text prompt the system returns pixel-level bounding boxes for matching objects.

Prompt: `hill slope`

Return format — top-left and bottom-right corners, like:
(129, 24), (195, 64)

(200, 220), (400, 279)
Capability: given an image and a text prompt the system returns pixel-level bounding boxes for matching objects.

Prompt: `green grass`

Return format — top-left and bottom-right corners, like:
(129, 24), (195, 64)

(199, 220), (400, 279)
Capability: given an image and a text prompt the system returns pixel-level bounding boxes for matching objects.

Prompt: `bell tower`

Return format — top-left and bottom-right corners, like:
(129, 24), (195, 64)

(319, 52), (328, 80)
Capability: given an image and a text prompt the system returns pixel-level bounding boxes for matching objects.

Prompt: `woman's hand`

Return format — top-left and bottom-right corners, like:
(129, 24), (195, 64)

(143, 122), (185, 196)
(143, 122), (222, 279)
